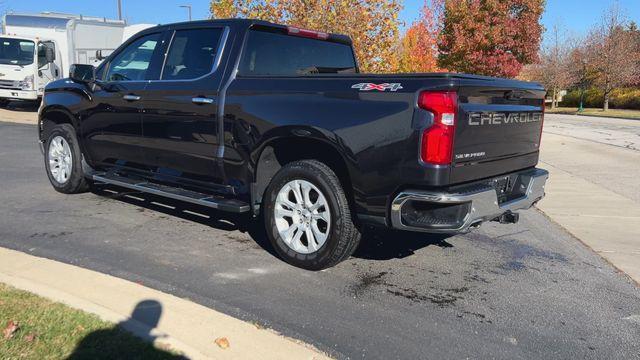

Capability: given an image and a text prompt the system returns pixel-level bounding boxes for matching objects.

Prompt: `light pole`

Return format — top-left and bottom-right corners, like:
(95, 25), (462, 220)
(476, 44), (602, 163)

(578, 59), (588, 113)
(117, 0), (122, 20)
(180, 5), (192, 21)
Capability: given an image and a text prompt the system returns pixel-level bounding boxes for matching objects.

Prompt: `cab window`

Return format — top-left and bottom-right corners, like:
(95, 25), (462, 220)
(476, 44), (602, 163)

(105, 33), (162, 81)
(239, 29), (356, 76)
(37, 42), (55, 68)
(161, 28), (223, 80)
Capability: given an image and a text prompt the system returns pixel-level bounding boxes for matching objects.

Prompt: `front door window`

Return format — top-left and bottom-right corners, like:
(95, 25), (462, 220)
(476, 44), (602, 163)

(105, 33), (162, 82)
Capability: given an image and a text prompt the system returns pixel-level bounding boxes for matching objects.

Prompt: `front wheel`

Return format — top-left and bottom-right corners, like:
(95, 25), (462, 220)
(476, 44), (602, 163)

(263, 160), (361, 270)
(44, 123), (90, 194)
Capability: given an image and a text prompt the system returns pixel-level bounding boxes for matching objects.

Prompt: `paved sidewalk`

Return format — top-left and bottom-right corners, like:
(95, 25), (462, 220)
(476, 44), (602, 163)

(538, 127), (640, 285)
(0, 247), (329, 360)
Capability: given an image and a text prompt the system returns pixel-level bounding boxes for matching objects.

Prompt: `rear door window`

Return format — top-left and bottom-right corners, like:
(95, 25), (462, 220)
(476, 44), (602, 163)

(161, 28), (223, 80)
(239, 30), (356, 76)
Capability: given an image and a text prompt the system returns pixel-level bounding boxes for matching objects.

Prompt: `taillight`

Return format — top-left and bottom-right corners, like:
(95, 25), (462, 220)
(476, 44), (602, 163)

(287, 26), (329, 40)
(418, 91), (458, 165)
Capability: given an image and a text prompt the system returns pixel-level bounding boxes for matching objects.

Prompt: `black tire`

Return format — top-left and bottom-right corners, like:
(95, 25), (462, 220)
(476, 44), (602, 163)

(43, 123), (90, 194)
(263, 160), (361, 270)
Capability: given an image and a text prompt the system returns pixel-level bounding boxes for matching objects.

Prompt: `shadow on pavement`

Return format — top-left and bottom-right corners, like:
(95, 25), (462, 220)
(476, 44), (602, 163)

(2, 100), (39, 112)
(91, 184), (453, 263)
(67, 300), (185, 359)
(354, 229), (452, 260)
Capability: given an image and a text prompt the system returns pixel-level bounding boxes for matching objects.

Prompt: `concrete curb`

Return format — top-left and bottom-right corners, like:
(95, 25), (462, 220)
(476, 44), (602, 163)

(0, 247), (330, 360)
(545, 111), (640, 122)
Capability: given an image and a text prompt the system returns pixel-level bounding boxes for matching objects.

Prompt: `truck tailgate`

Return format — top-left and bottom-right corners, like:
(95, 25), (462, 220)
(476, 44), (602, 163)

(451, 81), (545, 183)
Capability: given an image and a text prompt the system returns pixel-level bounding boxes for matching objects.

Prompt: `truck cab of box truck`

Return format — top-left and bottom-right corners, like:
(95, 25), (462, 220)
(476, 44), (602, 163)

(0, 12), (126, 105)
(0, 35), (57, 104)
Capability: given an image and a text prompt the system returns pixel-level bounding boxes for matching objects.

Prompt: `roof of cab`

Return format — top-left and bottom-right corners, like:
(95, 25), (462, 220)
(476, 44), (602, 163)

(138, 18), (279, 32)
(136, 18), (352, 44)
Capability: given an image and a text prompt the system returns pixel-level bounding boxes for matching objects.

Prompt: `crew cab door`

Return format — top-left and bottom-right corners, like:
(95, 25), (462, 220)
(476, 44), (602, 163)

(80, 31), (165, 168)
(139, 26), (229, 190)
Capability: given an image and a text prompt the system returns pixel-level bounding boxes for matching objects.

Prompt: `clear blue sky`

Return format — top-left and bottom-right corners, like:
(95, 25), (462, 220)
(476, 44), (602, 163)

(2, 0), (639, 42)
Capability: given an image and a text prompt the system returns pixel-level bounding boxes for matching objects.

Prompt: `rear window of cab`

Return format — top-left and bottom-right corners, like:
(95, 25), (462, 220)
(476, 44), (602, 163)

(239, 29), (357, 76)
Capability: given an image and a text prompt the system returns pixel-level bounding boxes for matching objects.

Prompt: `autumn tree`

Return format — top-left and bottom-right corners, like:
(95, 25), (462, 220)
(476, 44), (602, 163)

(584, 5), (640, 110)
(437, 0), (544, 78)
(397, 0), (443, 73)
(210, 0), (402, 73)
(523, 24), (579, 108)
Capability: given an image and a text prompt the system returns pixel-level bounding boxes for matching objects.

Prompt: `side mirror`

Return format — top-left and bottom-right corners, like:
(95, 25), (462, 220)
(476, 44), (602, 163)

(69, 64), (96, 83)
(96, 50), (104, 61)
(45, 47), (55, 63)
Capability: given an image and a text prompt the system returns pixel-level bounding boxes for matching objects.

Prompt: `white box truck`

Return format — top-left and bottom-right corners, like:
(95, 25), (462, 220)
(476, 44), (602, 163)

(0, 12), (126, 105)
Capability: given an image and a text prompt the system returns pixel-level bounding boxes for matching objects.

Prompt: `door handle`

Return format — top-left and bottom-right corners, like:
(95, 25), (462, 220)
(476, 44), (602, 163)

(123, 94), (141, 101)
(192, 97), (214, 105)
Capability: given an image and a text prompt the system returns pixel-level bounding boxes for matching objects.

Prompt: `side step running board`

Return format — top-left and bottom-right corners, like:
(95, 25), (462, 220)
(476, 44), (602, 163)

(92, 173), (250, 213)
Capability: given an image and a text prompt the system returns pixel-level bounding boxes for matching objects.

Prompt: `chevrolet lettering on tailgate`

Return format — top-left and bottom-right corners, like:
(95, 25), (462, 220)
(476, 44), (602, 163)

(468, 112), (543, 126)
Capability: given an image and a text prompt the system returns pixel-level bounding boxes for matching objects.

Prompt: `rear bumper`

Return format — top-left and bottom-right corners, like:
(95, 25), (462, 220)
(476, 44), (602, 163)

(0, 88), (38, 101)
(390, 168), (548, 233)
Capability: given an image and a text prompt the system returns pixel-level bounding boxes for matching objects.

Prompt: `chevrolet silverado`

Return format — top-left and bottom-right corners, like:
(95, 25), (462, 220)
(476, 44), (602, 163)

(38, 19), (548, 270)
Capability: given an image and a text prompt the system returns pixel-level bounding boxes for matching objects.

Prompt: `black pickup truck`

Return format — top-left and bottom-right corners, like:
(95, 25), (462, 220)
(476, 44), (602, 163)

(38, 19), (548, 270)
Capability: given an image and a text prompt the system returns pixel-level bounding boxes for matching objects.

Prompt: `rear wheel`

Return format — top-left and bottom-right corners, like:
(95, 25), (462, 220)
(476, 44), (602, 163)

(264, 160), (361, 270)
(44, 123), (90, 194)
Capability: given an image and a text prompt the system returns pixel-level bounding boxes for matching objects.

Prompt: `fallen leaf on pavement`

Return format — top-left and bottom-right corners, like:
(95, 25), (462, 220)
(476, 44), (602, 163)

(214, 337), (230, 349)
(3, 320), (19, 339)
(24, 333), (36, 342)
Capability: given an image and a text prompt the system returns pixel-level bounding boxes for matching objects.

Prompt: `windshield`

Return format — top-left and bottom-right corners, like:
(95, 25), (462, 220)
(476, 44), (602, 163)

(0, 38), (35, 66)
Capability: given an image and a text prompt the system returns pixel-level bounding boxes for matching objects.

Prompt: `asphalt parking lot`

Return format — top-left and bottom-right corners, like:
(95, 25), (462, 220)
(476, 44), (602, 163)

(1, 114), (639, 359)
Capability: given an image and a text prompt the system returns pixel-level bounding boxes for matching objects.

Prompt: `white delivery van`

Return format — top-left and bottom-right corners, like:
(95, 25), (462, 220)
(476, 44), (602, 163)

(93, 23), (156, 65)
(122, 24), (157, 42)
(0, 12), (126, 105)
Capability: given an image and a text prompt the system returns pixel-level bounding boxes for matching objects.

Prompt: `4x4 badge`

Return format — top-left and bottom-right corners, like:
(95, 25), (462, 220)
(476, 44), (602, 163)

(352, 83), (403, 92)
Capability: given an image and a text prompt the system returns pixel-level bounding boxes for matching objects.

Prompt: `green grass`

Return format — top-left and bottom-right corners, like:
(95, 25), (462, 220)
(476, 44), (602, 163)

(0, 283), (182, 360)
(546, 107), (640, 120)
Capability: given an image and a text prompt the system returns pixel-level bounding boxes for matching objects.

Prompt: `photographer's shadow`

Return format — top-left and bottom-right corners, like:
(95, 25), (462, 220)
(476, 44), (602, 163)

(67, 300), (184, 359)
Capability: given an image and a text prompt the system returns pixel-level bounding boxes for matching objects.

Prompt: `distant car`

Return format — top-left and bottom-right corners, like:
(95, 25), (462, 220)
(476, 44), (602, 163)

(38, 19), (548, 270)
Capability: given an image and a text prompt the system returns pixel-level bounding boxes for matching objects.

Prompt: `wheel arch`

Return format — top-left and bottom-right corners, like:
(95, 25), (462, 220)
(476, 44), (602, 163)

(38, 106), (78, 141)
(253, 133), (355, 210)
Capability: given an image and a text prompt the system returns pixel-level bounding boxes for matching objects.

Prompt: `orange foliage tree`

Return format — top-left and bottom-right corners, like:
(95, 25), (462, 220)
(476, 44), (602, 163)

(210, 0), (403, 73)
(397, 0), (444, 73)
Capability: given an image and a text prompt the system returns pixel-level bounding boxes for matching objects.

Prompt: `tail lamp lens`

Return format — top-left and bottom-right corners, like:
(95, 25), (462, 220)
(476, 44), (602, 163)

(418, 91), (458, 165)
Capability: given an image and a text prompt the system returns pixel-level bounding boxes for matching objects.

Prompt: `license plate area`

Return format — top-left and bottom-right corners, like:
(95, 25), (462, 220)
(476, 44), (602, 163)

(489, 174), (526, 204)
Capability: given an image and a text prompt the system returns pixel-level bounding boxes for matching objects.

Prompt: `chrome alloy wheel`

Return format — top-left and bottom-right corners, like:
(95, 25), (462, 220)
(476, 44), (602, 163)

(274, 179), (331, 254)
(48, 136), (73, 184)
